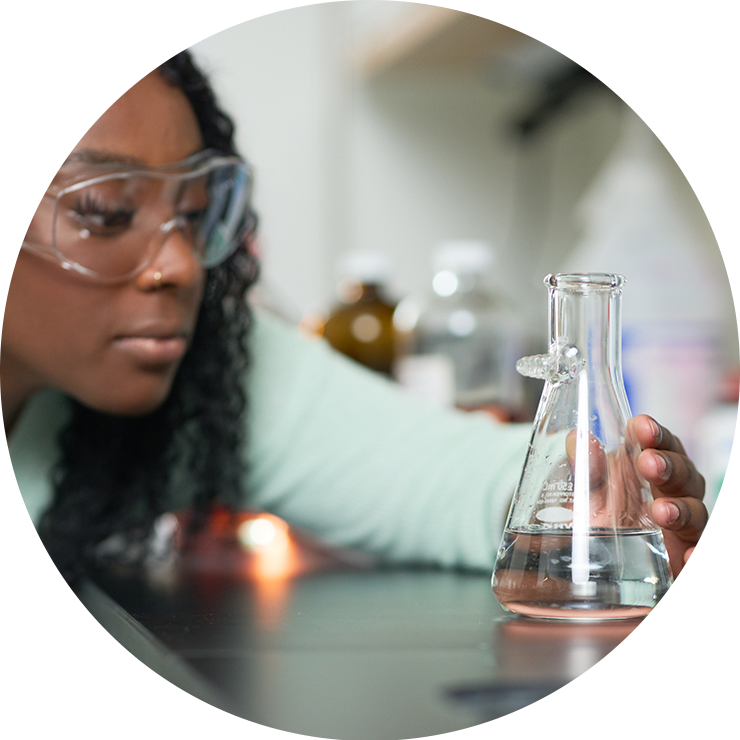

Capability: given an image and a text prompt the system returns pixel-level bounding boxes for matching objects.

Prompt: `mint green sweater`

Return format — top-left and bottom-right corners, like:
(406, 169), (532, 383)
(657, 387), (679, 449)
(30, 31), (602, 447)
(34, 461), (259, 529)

(9, 310), (531, 571)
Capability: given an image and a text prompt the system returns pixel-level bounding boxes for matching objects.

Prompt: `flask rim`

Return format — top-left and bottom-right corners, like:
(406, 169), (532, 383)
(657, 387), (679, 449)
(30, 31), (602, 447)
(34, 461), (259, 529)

(545, 273), (625, 291)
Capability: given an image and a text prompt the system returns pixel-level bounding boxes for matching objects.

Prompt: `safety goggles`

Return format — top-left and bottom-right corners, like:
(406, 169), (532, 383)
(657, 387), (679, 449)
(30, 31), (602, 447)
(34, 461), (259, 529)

(22, 150), (254, 282)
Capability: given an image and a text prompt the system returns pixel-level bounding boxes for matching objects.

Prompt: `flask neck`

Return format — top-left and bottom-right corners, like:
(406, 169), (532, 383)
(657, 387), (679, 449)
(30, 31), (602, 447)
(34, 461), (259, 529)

(548, 282), (624, 380)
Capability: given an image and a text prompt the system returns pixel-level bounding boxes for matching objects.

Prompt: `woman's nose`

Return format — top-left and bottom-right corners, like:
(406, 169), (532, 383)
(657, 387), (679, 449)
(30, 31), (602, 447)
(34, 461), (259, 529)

(138, 218), (204, 290)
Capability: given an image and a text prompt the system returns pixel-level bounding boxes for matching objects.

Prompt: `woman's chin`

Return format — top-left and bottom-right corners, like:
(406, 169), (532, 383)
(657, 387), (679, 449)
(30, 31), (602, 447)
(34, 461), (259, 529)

(78, 378), (176, 417)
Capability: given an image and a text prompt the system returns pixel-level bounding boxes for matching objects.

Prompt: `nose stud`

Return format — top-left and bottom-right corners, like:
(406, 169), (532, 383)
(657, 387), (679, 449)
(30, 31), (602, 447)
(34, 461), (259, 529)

(153, 271), (163, 288)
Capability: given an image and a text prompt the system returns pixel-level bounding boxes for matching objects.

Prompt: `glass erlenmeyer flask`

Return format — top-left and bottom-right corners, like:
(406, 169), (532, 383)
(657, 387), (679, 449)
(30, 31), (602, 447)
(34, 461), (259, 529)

(492, 273), (673, 620)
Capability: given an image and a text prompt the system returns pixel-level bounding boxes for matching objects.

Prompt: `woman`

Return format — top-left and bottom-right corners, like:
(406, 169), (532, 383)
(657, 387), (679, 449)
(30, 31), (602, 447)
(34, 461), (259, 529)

(3, 51), (706, 585)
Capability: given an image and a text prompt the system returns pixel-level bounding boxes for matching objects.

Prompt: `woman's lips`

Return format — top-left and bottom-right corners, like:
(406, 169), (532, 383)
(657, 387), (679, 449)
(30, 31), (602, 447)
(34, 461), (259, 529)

(112, 334), (189, 365)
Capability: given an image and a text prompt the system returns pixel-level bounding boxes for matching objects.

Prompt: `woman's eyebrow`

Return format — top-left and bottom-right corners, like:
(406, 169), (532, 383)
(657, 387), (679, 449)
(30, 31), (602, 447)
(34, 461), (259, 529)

(64, 149), (145, 166)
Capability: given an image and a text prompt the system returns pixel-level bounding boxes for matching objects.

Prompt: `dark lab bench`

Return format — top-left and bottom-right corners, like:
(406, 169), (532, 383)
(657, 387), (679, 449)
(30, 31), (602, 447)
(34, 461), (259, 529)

(78, 535), (639, 740)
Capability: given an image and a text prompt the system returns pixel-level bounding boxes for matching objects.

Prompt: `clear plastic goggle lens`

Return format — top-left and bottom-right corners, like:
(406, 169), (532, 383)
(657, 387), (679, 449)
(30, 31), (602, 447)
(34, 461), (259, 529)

(46, 154), (251, 281)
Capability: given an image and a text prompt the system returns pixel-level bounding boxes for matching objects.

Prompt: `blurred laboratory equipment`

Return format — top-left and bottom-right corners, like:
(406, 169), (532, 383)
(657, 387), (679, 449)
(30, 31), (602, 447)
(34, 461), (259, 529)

(320, 251), (398, 376)
(393, 240), (527, 420)
(565, 113), (731, 457)
(492, 273), (673, 620)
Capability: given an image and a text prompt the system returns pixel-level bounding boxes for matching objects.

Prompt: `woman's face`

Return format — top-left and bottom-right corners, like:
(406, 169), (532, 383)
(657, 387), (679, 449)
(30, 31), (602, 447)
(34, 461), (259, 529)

(2, 72), (206, 423)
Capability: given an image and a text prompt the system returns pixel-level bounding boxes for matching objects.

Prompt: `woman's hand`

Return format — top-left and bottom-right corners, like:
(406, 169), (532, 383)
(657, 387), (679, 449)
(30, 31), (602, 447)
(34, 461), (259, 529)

(565, 414), (707, 577)
(628, 415), (707, 576)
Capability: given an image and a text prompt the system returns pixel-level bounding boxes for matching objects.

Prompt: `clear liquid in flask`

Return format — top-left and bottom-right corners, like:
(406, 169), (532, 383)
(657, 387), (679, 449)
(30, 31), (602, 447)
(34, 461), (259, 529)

(492, 526), (672, 621)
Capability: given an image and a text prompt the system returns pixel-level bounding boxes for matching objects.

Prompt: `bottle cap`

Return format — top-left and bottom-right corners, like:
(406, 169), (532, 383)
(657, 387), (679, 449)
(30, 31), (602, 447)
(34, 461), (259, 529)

(336, 251), (392, 285)
(432, 240), (494, 274)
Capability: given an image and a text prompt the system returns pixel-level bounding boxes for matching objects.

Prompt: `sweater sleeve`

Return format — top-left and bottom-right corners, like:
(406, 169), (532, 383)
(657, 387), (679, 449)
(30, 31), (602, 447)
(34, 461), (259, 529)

(244, 310), (532, 571)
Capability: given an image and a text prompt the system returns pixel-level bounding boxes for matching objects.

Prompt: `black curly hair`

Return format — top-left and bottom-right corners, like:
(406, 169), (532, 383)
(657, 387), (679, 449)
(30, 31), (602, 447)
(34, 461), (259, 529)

(36, 51), (260, 585)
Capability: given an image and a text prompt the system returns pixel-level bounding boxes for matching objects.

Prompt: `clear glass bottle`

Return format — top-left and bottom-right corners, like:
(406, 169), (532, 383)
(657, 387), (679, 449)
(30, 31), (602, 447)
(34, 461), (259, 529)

(394, 240), (525, 420)
(492, 273), (673, 620)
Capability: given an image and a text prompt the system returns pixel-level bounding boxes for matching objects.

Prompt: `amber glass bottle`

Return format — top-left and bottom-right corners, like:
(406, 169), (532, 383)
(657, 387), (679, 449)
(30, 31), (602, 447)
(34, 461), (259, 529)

(322, 253), (397, 376)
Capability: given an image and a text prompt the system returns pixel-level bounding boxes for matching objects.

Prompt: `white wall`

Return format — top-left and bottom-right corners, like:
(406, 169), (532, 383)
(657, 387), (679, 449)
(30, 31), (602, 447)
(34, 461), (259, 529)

(347, 72), (520, 289)
(344, 68), (625, 324)
(192, 3), (349, 319)
(190, 3), (608, 318)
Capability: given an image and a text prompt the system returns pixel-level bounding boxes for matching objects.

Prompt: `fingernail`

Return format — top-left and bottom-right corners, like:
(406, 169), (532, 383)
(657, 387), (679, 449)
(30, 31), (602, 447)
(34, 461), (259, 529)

(652, 452), (668, 481)
(664, 502), (680, 524)
(648, 417), (662, 444)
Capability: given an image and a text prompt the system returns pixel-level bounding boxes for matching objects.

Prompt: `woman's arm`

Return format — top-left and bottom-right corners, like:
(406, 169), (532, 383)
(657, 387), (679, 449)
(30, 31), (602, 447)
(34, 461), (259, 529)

(244, 309), (531, 570)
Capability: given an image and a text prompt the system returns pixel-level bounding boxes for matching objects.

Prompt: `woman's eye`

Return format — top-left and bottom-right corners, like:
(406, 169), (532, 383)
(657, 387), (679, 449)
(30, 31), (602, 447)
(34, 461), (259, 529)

(70, 196), (135, 235)
(183, 207), (208, 225)
(175, 196), (211, 234)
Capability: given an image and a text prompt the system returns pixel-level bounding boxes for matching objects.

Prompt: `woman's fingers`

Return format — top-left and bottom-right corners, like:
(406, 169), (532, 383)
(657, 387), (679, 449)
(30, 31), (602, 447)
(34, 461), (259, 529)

(650, 494), (708, 540)
(638, 447), (705, 500)
(565, 415), (708, 545)
(627, 414), (687, 456)
(629, 414), (708, 576)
